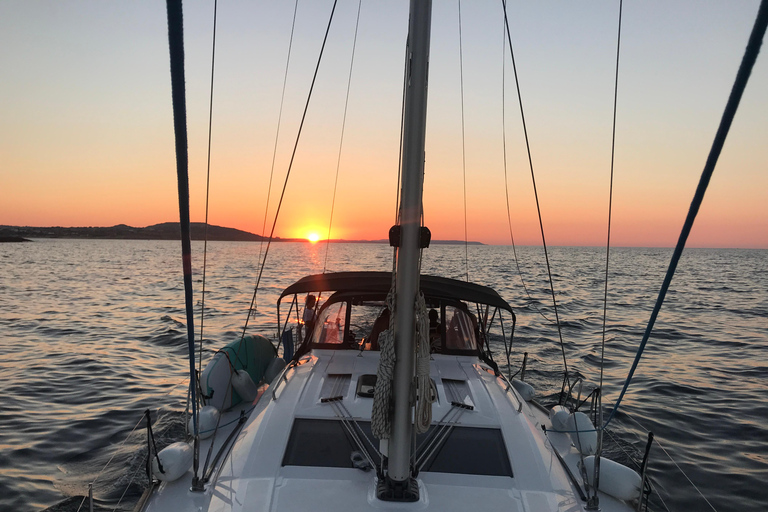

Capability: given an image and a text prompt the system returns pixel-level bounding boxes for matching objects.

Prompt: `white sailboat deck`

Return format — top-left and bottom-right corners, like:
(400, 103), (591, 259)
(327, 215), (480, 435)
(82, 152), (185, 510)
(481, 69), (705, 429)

(141, 349), (631, 512)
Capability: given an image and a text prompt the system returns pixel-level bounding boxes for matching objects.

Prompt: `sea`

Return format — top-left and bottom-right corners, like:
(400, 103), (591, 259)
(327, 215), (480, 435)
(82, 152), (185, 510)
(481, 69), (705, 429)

(1, 239), (765, 512)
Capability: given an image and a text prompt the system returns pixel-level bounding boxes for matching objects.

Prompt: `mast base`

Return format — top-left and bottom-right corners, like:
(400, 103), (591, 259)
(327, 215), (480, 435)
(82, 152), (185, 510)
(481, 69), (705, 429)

(377, 475), (419, 502)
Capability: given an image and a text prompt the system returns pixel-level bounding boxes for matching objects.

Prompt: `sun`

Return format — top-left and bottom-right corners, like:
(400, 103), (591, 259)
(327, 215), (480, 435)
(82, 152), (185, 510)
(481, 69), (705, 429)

(307, 232), (321, 243)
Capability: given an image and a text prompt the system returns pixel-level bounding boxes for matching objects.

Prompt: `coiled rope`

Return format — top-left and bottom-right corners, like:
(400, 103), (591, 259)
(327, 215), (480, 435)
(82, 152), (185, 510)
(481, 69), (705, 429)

(414, 292), (435, 434)
(372, 291), (396, 440)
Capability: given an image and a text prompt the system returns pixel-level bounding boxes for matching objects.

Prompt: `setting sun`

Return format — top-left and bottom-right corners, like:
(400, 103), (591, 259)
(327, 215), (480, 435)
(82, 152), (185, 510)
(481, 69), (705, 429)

(307, 232), (321, 243)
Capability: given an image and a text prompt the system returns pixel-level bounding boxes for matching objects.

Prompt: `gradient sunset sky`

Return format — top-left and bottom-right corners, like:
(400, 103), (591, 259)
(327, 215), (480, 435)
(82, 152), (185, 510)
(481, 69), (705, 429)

(2, 1), (766, 247)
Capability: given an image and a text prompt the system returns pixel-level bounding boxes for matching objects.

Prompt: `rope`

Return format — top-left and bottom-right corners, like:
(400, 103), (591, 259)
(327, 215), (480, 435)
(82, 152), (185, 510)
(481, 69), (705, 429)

(604, 0), (768, 427)
(111, 459), (147, 512)
(198, 0), (218, 394)
(324, 0), (363, 273)
(324, 394), (382, 472)
(240, 0), (340, 339)
(258, 0), (299, 276)
(499, 12), (551, 324)
(414, 293), (435, 434)
(394, 38), (411, 225)
(591, 0), (624, 503)
(623, 413), (717, 512)
(414, 405), (468, 470)
(372, 292), (396, 439)
(74, 414), (147, 512)
(336, 400), (381, 460)
(500, 0), (572, 404)
(144, 410), (165, 478)
(457, 0), (470, 282)
(599, 0), (623, 406)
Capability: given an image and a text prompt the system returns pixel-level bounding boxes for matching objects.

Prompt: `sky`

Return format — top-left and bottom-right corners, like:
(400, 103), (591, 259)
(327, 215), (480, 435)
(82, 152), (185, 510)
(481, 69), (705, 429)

(1, 0), (766, 248)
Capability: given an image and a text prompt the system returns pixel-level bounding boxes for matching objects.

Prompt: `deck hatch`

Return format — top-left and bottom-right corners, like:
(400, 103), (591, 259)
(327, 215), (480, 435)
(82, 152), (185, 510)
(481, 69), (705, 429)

(442, 379), (473, 407)
(319, 373), (351, 401)
(282, 419), (512, 477)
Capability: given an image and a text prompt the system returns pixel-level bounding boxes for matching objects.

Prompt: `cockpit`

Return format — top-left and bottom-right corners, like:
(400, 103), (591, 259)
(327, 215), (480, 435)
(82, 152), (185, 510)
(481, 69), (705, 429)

(307, 293), (480, 355)
(276, 271), (516, 366)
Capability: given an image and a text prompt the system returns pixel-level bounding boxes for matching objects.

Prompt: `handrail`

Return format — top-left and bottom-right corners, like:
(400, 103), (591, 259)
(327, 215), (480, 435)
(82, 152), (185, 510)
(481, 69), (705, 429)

(204, 411), (249, 482)
(271, 363), (295, 400)
(494, 372), (522, 412)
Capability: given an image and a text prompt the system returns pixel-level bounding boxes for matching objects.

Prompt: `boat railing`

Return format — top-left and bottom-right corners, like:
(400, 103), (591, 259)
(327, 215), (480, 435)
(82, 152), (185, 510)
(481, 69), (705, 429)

(271, 361), (296, 401)
(70, 376), (190, 512)
(74, 410), (154, 512)
(617, 409), (723, 512)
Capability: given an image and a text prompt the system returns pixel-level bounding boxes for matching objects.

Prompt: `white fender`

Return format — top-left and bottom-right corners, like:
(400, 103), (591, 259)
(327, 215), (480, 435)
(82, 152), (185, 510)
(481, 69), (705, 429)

(189, 405), (220, 439)
(152, 441), (193, 482)
(511, 379), (535, 401)
(582, 455), (642, 502)
(264, 357), (287, 384)
(550, 405), (570, 431)
(568, 411), (597, 455)
(232, 369), (258, 402)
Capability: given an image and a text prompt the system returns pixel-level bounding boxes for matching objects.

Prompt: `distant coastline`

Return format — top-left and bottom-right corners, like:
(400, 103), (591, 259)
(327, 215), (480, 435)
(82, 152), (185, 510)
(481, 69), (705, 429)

(0, 235), (32, 243)
(0, 223), (483, 245)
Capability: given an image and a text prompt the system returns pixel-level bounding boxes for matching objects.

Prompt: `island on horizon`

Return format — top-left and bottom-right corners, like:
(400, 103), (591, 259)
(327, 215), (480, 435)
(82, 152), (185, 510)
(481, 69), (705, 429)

(0, 223), (484, 245)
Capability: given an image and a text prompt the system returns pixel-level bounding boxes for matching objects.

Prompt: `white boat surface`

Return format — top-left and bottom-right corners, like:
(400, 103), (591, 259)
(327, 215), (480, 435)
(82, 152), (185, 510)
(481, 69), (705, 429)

(137, 272), (642, 512)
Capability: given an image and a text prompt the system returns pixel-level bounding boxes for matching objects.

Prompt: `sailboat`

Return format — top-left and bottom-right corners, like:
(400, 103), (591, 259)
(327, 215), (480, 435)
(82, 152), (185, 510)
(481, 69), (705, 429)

(138, 266), (644, 512)
(132, 0), (765, 511)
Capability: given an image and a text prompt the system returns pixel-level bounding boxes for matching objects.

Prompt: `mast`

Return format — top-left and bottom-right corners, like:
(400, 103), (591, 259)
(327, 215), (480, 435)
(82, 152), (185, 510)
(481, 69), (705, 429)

(383, 0), (432, 500)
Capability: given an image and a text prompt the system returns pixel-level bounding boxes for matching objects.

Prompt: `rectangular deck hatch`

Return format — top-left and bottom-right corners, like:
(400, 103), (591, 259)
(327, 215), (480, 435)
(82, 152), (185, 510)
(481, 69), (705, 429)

(282, 419), (512, 477)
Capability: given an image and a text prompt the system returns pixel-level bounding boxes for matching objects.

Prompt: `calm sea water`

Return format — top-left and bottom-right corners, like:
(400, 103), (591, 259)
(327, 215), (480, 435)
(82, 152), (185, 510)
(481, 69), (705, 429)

(1, 239), (765, 511)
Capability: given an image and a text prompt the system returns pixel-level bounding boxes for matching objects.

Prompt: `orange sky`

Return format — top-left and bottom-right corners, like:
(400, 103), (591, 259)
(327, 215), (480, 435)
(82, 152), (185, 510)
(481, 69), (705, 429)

(1, 1), (766, 248)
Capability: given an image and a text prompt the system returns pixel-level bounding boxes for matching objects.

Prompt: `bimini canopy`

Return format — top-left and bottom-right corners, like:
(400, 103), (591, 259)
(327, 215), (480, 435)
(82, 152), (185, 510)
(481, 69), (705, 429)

(279, 271), (513, 313)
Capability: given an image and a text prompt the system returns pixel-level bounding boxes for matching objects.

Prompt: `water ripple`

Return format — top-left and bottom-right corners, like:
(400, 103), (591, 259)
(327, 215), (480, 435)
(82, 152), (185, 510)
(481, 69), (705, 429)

(1, 241), (766, 511)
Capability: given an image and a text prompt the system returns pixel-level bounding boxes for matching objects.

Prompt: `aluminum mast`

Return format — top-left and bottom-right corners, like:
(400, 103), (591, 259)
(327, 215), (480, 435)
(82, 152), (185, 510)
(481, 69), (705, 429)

(382, 0), (432, 501)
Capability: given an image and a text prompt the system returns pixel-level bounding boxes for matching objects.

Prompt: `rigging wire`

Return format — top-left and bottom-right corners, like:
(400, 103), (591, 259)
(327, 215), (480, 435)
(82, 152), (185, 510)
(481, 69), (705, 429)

(604, 0), (768, 428)
(599, 427), (671, 512)
(73, 413), (147, 512)
(622, 413), (718, 512)
(500, 0), (572, 402)
(599, 0), (623, 406)
(457, 0), (470, 282)
(76, 379), (190, 512)
(111, 460), (148, 512)
(258, 0), (300, 282)
(198, 0), (219, 379)
(394, 31), (411, 225)
(324, 0), (363, 273)
(500, 15), (552, 324)
(589, 1), (625, 503)
(240, 0), (341, 340)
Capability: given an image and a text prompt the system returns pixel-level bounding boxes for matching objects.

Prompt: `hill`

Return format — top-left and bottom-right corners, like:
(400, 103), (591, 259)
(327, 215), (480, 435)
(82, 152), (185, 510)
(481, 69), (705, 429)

(0, 224), (483, 244)
(0, 223), (271, 242)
